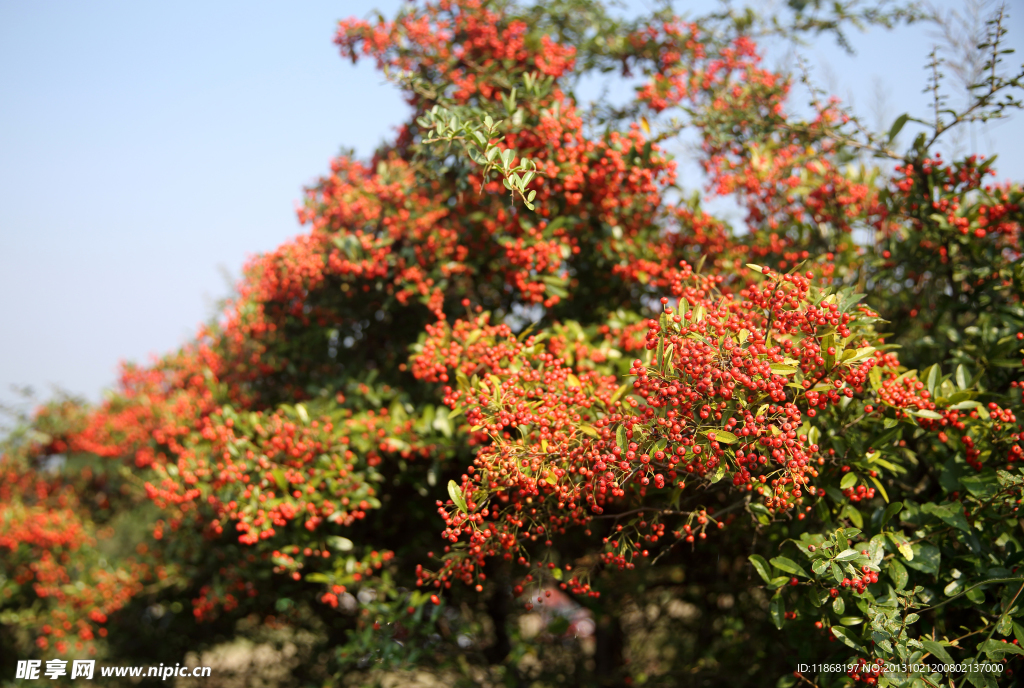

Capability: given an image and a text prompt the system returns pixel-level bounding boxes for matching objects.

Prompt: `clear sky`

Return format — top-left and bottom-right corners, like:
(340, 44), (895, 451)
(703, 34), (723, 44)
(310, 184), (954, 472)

(2, 0), (1022, 410)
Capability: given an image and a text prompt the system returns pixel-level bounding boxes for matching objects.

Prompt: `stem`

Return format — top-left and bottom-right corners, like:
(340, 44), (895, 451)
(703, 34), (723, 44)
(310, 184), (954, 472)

(918, 577), (1024, 614)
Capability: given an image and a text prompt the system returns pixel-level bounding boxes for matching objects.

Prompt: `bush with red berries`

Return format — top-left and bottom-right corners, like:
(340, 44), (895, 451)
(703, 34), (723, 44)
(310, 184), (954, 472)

(3, 1), (1024, 685)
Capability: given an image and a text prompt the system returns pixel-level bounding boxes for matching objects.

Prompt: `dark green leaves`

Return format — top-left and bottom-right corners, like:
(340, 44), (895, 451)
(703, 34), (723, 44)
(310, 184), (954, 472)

(922, 502), (973, 533)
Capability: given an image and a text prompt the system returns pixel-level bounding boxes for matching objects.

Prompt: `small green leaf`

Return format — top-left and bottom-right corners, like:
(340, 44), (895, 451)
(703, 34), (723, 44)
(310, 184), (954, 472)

(841, 504), (864, 528)
(770, 593), (785, 629)
(888, 559), (908, 590)
(448, 480), (469, 514)
(868, 475), (889, 503)
(327, 536), (354, 552)
(749, 555), (773, 584)
(921, 639), (954, 664)
(888, 113), (909, 141)
(881, 501), (904, 527)
(924, 364), (940, 395)
(996, 614), (1013, 636)
(271, 469), (288, 493)
(955, 364), (969, 390)
(707, 430), (738, 444)
(771, 556), (809, 578)
(832, 596), (845, 615)
(831, 626), (864, 651)
(840, 472), (857, 490)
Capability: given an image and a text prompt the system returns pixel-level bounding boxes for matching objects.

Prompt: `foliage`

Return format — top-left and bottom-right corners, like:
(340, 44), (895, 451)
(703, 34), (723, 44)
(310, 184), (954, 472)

(3, 0), (1024, 686)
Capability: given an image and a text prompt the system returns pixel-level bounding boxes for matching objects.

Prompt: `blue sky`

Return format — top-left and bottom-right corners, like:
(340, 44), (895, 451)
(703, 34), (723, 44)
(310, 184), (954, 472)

(2, 0), (1022, 409)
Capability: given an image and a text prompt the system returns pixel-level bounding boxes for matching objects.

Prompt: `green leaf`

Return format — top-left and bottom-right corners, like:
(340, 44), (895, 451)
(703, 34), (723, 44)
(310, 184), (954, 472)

(887, 532), (914, 561)
(749, 555), (773, 584)
(832, 596), (845, 615)
(868, 475), (890, 503)
(823, 333), (837, 369)
(888, 559), (908, 590)
(921, 639), (954, 664)
(965, 585), (985, 604)
(836, 529), (849, 551)
(616, 425), (627, 453)
(271, 469), (288, 493)
(840, 504), (864, 528)
(770, 593), (785, 629)
(887, 113), (909, 141)
(1014, 622), (1024, 646)
(881, 501), (904, 527)
(955, 364), (969, 390)
(960, 473), (999, 498)
(327, 536), (354, 552)
(923, 363), (940, 395)
(448, 480), (469, 514)
(771, 556), (809, 578)
(835, 549), (862, 562)
(812, 559), (829, 575)
(903, 544), (940, 575)
(996, 614), (1013, 636)
(305, 573), (332, 584)
(831, 626), (864, 651)
(840, 472), (857, 490)
(708, 430), (738, 444)
(921, 502), (972, 533)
